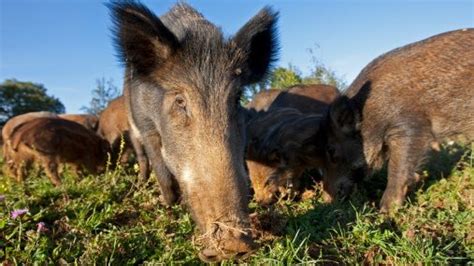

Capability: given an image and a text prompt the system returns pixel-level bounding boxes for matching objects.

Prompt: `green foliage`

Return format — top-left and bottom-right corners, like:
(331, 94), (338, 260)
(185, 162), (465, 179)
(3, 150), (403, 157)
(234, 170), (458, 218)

(0, 143), (472, 264)
(242, 45), (346, 103)
(242, 64), (302, 105)
(269, 65), (303, 90)
(302, 46), (347, 90)
(81, 78), (120, 115)
(0, 79), (65, 126)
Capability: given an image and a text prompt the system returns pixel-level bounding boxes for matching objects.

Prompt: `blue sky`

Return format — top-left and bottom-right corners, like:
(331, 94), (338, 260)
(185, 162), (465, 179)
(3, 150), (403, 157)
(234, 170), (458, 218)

(1, 0), (473, 113)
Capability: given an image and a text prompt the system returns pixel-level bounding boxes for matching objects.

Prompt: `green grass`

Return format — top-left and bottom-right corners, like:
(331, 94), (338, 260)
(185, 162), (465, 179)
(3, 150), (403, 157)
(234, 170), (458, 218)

(0, 143), (472, 264)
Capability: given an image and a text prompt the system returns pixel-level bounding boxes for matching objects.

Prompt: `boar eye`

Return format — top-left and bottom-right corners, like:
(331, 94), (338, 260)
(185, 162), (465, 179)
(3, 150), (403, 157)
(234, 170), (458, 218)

(175, 94), (186, 109)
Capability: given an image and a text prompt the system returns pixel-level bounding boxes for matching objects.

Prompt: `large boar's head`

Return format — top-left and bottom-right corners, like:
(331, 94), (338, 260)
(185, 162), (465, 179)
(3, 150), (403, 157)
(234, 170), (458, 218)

(110, 1), (278, 262)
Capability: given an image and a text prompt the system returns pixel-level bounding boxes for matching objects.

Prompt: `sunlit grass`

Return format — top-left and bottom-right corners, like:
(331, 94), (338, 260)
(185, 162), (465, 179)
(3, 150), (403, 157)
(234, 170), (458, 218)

(0, 143), (472, 264)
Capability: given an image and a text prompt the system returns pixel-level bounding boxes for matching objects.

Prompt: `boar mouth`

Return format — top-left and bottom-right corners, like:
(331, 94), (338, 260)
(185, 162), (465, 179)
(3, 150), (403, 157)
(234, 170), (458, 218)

(196, 221), (256, 262)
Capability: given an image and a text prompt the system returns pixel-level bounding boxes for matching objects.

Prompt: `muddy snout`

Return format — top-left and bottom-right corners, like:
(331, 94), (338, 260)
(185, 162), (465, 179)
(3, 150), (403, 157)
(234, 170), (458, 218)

(255, 193), (278, 206)
(254, 181), (280, 206)
(198, 224), (256, 262)
(336, 180), (355, 200)
(324, 175), (356, 202)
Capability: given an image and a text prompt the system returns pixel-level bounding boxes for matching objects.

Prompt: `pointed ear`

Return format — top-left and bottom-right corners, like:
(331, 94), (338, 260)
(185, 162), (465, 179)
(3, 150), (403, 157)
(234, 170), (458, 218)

(233, 7), (279, 85)
(108, 1), (179, 76)
(329, 96), (360, 135)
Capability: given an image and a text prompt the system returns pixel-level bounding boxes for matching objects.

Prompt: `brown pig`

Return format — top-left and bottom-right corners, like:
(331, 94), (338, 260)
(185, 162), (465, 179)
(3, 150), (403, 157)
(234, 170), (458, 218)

(109, 2), (279, 261)
(59, 114), (99, 132)
(7, 118), (110, 186)
(246, 89), (282, 112)
(246, 107), (325, 205)
(244, 84), (340, 204)
(245, 84), (340, 117)
(322, 29), (474, 212)
(97, 96), (150, 179)
(2, 111), (58, 166)
(270, 84), (340, 114)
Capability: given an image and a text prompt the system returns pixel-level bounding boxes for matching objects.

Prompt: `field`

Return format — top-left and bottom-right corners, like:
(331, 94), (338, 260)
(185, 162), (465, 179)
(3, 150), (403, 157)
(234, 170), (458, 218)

(0, 143), (473, 264)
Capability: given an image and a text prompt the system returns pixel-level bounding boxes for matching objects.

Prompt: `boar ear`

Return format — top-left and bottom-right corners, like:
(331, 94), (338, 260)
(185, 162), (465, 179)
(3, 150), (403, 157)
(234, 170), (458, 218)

(108, 1), (179, 76)
(233, 7), (279, 85)
(329, 96), (360, 135)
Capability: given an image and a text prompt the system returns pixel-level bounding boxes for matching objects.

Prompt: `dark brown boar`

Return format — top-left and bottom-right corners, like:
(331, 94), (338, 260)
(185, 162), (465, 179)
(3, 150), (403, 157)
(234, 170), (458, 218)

(245, 84), (340, 114)
(2, 111), (58, 145)
(2, 111), (58, 168)
(270, 84), (340, 114)
(246, 108), (324, 205)
(109, 2), (278, 261)
(245, 84), (340, 204)
(246, 89), (282, 112)
(323, 29), (474, 213)
(245, 160), (278, 203)
(7, 118), (110, 186)
(59, 114), (99, 132)
(97, 96), (150, 179)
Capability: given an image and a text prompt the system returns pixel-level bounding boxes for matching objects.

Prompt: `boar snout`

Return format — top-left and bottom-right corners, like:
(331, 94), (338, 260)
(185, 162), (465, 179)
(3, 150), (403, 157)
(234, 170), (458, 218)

(254, 189), (278, 206)
(323, 171), (356, 202)
(198, 224), (256, 263)
(336, 180), (355, 200)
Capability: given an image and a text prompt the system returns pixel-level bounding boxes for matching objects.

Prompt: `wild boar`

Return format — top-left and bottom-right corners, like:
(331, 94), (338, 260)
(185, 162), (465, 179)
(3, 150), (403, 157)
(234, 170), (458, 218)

(245, 84), (340, 115)
(7, 118), (110, 186)
(59, 114), (99, 131)
(109, 2), (278, 261)
(246, 108), (324, 205)
(245, 84), (339, 204)
(270, 84), (340, 114)
(322, 29), (474, 212)
(2, 111), (58, 144)
(246, 89), (282, 112)
(97, 96), (150, 179)
(2, 111), (58, 165)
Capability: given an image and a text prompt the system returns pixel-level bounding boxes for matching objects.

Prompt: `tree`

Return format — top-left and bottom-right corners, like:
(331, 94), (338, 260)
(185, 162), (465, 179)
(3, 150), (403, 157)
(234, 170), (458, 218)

(302, 45), (347, 90)
(269, 64), (303, 89)
(241, 45), (347, 103)
(81, 78), (120, 115)
(0, 79), (65, 126)
(242, 79), (269, 105)
(241, 65), (302, 104)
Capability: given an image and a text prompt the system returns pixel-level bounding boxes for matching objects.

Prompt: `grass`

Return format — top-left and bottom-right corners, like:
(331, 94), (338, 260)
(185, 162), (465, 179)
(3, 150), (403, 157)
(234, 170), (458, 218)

(0, 143), (472, 264)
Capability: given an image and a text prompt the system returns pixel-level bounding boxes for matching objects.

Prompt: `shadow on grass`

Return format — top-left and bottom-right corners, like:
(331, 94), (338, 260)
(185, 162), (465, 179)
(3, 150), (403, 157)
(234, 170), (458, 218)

(345, 143), (470, 206)
(263, 143), (471, 263)
(417, 143), (469, 190)
(249, 191), (373, 263)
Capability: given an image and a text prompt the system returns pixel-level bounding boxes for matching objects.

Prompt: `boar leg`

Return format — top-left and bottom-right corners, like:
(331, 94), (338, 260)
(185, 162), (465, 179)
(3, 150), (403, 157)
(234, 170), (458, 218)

(72, 164), (85, 177)
(42, 159), (62, 187)
(15, 161), (27, 183)
(142, 133), (178, 206)
(120, 145), (133, 165)
(129, 134), (150, 181)
(380, 130), (431, 212)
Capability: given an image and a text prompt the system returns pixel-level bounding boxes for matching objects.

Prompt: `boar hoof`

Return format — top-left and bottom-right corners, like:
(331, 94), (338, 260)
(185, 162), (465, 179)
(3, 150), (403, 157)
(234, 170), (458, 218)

(158, 192), (177, 206)
(379, 190), (404, 214)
